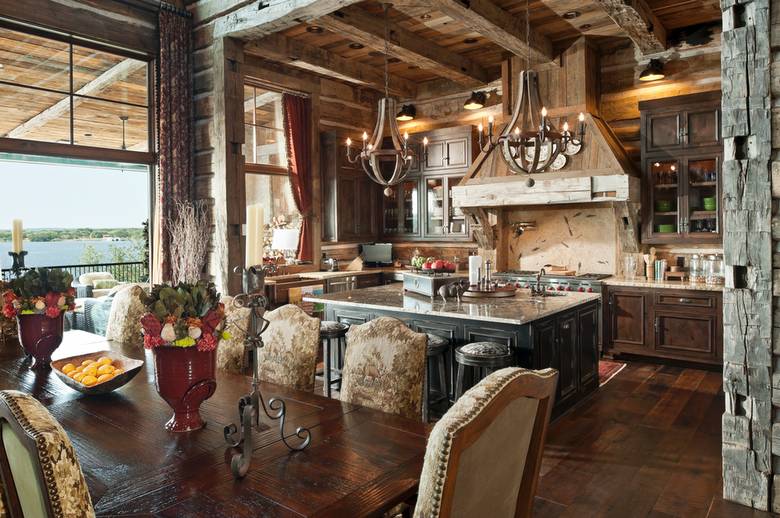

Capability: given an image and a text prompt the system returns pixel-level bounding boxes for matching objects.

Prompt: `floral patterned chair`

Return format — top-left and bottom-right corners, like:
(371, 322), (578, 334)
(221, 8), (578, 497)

(104, 284), (147, 348)
(257, 304), (320, 392)
(340, 317), (427, 420)
(414, 367), (558, 518)
(0, 390), (95, 517)
(216, 296), (252, 375)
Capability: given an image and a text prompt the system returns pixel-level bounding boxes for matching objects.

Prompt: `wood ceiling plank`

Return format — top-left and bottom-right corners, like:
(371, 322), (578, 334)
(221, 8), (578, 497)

(245, 33), (417, 98)
(213, 0), (364, 40)
(317, 6), (492, 87)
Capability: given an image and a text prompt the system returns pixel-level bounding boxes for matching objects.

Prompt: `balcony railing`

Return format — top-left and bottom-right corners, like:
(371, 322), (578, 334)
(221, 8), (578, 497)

(1, 262), (148, 283)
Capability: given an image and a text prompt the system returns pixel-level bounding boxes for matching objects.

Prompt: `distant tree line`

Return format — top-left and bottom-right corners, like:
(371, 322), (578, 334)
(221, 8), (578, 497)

(0, 228), (144, 242)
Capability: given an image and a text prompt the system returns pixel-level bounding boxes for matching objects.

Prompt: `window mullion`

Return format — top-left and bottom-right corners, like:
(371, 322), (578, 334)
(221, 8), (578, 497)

(69, 42), (74, 145)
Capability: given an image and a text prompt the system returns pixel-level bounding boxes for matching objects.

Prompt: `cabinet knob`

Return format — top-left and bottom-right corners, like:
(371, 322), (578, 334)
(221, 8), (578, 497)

(654, 317), (660, 333)
(561, 322), (571, 330)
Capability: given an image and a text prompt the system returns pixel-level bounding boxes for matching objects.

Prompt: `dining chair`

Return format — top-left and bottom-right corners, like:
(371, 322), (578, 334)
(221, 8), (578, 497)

(0, 390), (95, 518)
(340, 317), (427, 420)
(257, 304), (321, 392)
(216, 295), (252, 375)
(414, 367), (558, 518)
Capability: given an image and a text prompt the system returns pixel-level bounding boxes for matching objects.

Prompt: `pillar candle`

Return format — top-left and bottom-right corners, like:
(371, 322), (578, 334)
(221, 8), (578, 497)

(11, 220), (23, 254)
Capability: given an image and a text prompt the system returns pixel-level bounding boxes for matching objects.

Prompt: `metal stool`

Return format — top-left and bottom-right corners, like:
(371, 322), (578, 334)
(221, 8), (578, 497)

(423, 333), (450, 422)
(320, 321), (349, 398)
(454, 342), (514, 399)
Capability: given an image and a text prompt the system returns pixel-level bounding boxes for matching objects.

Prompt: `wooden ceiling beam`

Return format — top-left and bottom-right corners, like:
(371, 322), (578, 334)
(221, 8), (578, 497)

(417, 0), (557, 67)
(213, 0), (363, 40)
(591, 0), (667, 54)
(246, 34), (418, 98)
(317, 7), (492, 87)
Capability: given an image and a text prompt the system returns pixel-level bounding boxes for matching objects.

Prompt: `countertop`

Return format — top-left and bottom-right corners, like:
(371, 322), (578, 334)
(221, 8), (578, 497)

(604, 277), (723, 292)
(303, 284), (601, 326)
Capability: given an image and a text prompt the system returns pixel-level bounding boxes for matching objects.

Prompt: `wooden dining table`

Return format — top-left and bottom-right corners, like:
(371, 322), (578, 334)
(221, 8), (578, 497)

(0, 331), (430, 517)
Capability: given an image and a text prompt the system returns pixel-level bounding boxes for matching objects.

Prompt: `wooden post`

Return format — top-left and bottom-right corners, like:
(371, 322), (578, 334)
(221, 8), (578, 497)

(720, 0), (773, 510)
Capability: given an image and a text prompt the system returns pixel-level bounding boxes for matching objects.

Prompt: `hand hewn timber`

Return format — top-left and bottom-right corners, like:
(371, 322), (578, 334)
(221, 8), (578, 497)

(590, 0), (666, 54)
(5, 59), (146, 140)
(413, 0), (557, 67)
(188, 0), (256, 26)
(246, 33), (417, 98)
(213, 0), (363, 40)
(317, 6), (492, 87)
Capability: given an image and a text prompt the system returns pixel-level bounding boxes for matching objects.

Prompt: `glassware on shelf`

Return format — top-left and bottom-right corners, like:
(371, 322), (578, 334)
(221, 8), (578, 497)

(623, 256), (637, 279)
(689, 254), (705, 284)
(704, 254), (724, 286)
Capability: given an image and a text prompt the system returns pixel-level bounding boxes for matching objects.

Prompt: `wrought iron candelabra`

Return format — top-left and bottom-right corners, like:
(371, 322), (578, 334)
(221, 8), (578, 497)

(8, 251), (27, 278)
(224, 265), (311, 479)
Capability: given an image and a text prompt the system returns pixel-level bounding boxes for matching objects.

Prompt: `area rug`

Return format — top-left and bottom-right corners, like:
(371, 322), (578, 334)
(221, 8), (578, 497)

(599, 360), (627, 387)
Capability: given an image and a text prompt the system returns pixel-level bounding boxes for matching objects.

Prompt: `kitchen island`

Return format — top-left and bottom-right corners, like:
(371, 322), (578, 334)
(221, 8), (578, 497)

(304, 284), (601, 415)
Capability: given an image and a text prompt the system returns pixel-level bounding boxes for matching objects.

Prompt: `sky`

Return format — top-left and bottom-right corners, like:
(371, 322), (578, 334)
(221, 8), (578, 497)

(0, 159), (150, 229)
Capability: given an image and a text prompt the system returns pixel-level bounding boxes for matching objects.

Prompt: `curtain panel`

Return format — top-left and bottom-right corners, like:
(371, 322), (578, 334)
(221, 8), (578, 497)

(155, 9), (194, 283)
(282, 94), (313, 261)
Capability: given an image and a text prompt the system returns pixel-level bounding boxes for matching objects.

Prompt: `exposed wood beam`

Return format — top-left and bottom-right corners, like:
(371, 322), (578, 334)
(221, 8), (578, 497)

(246, 33), (417, 97)
(590, 0), (666, 54)
(318, 7), (492, 87)
(4, 59), (146, 140)
(418, 0), (557, 67)
(213, 0), (363, 40)
(188, 0), (255, 26)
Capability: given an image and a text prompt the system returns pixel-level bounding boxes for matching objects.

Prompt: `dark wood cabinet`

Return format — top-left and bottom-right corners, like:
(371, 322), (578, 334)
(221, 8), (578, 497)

(604, 285), (722, 365)
(640, 91), (722, 244)
(577, 304), (600, 392)
(321, 131), (380, 243)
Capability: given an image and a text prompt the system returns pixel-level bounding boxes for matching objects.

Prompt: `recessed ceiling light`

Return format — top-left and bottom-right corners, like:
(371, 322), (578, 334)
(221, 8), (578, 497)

(563, 10), (581, 19)
(580, 24), (592, 30)
(306, 25), (324, 33)
(348, 42), (364, 49)
(388, 57), (401, 64)
(421, 13), (432, 20)
(463, 38), (478, 44)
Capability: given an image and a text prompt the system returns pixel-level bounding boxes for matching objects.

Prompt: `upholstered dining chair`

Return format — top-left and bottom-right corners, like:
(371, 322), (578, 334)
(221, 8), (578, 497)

(256, 304), (321, 392)
(0, 390), (95, 518)
(340, 317), (427, 420)
(414, 367), (558, 518)
(216, 295), (252, 375)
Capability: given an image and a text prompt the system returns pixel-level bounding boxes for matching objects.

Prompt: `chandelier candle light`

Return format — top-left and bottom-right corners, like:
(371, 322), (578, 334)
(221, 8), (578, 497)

(345, 3), (426, 196)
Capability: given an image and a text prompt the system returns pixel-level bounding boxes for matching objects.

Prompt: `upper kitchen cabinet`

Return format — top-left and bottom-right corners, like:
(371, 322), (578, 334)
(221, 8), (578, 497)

(640, 91), (722, 244)
(321, 131), (380, 243)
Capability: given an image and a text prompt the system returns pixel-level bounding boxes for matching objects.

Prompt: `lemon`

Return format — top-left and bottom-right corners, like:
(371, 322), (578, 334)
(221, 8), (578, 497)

(83, 366), (98, 377)
(97, 373), (113, 384)
(113, 368), (124, 376)
(68, 371), (79, 379)
(97, 364), (114, 375)
(82, 375), (98, 387)
(81, 359), (95, 367)
(73, 372), (85, 382)
(97, 357), (112, 367)
(61, 363), (76, 375)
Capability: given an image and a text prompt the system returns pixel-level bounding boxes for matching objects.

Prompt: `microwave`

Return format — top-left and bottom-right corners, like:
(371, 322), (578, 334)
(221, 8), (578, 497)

(360, 243), (393, 266)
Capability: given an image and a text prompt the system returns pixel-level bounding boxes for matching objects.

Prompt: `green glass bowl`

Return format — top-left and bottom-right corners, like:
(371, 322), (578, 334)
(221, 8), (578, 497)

(655, 200), (673, 212)
(702, 197), (716, 210)
(656, 224), (676, 233)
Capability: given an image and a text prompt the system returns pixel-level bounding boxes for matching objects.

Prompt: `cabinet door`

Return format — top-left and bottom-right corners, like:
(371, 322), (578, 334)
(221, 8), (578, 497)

(399, 178), (420, 236)
(643, 159), (683, 243)
(337, 177), (358, 241)
(685, 107), (719, 148)
(445, 176), (469, 238)
(556, 313), (578, 405)
(682, 155), (721, 242)
(535, 319), (558, 372)
(424, 137), (468, 171)
(424, 177), (446, 238)
(577, 305), (599, 392)
(382, 184), (400, 236)
(606, 288), (649, 354)
(425, 140), (447, 170)
(355, 177), (377, 239)
(646, 112), (683, 152)
(653, 310), (719, 363)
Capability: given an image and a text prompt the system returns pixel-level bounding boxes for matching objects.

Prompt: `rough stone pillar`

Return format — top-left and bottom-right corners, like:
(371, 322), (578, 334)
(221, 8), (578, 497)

(720, 0), (773, 510)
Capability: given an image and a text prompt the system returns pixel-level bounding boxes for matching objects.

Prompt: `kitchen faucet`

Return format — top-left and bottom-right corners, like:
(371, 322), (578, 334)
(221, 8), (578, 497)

(532, 265), (552, 296)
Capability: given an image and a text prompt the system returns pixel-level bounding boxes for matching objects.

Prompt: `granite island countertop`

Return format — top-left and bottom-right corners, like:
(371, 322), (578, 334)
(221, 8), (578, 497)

(604, 277), (723, 292)
(303, 284), (601, 326)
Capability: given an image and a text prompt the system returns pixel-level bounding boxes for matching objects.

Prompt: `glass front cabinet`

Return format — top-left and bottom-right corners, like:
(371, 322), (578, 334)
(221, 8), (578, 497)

(640, 92), (722, 244)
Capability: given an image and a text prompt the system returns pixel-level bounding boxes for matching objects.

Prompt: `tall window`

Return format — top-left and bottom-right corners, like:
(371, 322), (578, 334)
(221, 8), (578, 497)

(244, 84), (301, 259)
(0, 24), (151, 156)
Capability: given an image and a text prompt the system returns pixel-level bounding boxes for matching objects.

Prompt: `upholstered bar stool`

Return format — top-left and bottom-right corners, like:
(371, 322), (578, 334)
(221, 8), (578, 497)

(454, 342), (515, 399)
(423, 333), (450, 422)
(320, 320), (349, 398)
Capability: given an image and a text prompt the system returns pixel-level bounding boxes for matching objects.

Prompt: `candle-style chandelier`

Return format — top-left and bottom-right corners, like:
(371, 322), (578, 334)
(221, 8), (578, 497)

(477, 0), (586, 176)
(345, 3), (425, 196)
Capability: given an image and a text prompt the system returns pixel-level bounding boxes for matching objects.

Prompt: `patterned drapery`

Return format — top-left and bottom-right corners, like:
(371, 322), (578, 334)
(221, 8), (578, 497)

(282, 94), (313, 261)
(155, 9), (194, 283)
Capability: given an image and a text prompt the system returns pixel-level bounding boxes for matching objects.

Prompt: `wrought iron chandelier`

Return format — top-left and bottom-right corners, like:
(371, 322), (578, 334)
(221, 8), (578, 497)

(345, 3), (425, 196)
(477, 0), (586, 176)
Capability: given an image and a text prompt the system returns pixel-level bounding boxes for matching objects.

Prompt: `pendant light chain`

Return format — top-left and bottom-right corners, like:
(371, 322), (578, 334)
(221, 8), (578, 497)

(384, 3), (390, 101)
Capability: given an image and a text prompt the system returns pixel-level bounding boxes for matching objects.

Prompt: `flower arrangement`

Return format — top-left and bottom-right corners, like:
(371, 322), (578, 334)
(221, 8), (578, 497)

(140, 281), (228, 352)
(1, 269), (76, 320)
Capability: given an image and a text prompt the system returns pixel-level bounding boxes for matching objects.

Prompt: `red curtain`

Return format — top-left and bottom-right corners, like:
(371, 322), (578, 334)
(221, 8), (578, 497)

(155, 9), (193, 282)
(282, 94), (313, 261)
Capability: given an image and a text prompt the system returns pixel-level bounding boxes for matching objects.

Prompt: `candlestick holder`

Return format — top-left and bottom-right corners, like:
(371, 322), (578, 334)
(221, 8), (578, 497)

(224, 266), (311, 479)
(8, 251), (27, 277)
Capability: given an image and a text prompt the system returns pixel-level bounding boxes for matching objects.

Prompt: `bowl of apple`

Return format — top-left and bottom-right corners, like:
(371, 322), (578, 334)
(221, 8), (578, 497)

(416, 258), (457, 274)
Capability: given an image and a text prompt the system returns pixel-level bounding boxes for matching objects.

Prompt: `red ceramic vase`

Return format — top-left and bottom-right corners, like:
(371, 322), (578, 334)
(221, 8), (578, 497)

(16, 313), (64, 370)
(153, 346), (217, 433)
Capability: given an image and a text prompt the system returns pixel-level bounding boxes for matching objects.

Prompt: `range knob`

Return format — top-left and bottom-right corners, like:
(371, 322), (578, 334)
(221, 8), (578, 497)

(578, 287), (585, 292)
(557, 286), (564, 291)
(547, 286), (554, 291)
(524, 283), (530, 288)
(587, 287), (594, 293)
(566, 286), (573, 291)
(515, 282), (521, 288)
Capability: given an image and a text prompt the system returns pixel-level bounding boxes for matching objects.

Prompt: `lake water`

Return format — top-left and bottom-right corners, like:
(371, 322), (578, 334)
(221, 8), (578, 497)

(0, 240), (140, 269)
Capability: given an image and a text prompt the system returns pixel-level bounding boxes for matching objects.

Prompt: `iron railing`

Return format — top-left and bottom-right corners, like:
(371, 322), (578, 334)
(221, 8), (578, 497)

(1, 262), (148, 283)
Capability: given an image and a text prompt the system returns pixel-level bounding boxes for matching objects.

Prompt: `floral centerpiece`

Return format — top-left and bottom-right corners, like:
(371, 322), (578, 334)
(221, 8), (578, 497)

(140, 281), (228, 433)
(1, 269), (75, 368)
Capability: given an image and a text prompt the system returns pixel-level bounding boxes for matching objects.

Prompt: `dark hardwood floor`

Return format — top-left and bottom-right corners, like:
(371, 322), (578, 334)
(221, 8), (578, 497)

(534, 362), (774, 518)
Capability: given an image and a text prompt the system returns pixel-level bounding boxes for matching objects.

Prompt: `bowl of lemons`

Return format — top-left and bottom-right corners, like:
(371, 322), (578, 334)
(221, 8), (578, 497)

(52, 353), (144, 395)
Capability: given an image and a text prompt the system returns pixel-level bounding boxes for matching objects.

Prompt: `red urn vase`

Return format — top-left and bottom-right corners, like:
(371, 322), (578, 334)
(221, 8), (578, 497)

(16, 313), (64, 369)
(153, 346), (217, 433)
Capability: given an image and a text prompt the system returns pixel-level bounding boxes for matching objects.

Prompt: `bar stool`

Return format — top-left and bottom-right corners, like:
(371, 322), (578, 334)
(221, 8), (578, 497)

(454, 342), (515, 399)
(320, 320), (349, 398)
(423, 333), (450, 422)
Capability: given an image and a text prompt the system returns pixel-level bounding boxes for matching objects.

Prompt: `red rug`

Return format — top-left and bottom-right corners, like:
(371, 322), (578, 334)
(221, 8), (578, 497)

(599, 360), (627, 386)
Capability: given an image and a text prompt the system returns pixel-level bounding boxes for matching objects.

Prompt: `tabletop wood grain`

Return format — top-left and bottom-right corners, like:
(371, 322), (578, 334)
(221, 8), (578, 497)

(0, 333), (429, 517)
